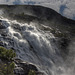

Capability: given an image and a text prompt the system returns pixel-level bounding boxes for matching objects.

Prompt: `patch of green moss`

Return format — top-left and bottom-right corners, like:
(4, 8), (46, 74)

(28, 70), (36, 75)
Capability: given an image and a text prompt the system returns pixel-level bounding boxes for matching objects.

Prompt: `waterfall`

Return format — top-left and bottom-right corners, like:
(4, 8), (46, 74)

(0, 16), (75, 75)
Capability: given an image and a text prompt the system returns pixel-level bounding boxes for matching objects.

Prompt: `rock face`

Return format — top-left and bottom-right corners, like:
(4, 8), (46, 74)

(14, 58), (44, 75)
(0, 5), (75, 37)
(0, 20), (9, 29)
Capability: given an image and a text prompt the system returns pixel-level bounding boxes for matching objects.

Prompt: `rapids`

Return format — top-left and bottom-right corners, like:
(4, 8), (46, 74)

(0, 16), (75, 75)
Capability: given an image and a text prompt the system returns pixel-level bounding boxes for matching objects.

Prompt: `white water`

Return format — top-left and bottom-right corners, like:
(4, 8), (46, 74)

(0, 17), (75, 75)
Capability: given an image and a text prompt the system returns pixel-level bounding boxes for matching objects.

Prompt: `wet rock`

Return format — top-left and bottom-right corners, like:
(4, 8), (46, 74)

(1, 33), (7, 37)
(14, 58), (45, 75)
(55, 37), (71, 60)
(11, 24), (21, 31)
(14, 33), (22, 39)
(0, 41), (7, 47)
(0, 20), (9, 29)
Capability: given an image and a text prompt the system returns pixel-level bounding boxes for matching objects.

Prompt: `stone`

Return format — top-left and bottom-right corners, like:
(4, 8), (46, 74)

(0, 20), (9, 29)
(14, 58), (45, 75)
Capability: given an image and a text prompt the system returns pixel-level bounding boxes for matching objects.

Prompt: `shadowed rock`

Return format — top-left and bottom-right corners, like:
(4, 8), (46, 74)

(0, 20), (9, 29)
(14, 58), (45, 75)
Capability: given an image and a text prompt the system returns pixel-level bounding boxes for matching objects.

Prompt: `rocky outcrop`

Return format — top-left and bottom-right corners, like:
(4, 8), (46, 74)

(14, 58), (44, 75)
(1, 5), (74, 37)
(0, 58), (44, 75)
(0, 20), (9, 29)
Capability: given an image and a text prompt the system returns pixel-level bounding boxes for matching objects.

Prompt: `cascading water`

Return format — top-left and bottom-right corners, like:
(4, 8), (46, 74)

(0, 16), (75, 75)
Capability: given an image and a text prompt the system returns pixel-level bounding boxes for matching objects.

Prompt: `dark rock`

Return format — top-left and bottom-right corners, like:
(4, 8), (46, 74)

(14, 58), (45, 75)
(0, 20), (9, 29)
(1, 33), (7, 37)
(0, 41), (7, 47)
(11, 24), (21, 31)
(56, 37), (71, 60)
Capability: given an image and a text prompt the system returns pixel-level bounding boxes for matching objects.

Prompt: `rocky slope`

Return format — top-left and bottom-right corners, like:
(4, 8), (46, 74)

(0, 5), (75, 75)
(0, 5), (75, 37)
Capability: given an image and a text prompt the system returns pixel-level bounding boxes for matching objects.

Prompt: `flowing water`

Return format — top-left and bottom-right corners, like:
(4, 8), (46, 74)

(0, 16), (75, 75)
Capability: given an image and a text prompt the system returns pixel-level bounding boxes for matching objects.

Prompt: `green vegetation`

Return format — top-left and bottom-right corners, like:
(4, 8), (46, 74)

(28, 70), (36, 75)
(0, 47), (16, 61)
(54, 32), (67, 37)
(0, 62), (15, 75)
(0, 47), (16, 75)
(8, 12), (39, 23)
(50, 29), (67, 38)
(14, 12), (36, 21)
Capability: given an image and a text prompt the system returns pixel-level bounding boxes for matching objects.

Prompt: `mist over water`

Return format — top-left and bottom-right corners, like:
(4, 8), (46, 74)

(0, 16), (75, 75)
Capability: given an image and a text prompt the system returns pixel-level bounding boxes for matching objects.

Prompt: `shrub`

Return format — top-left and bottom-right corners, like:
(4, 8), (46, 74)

(0, 62), (15, 75)
(0, 47), (16, 61)
(28, 70), (36, 75)
(0, 47), (16, 75)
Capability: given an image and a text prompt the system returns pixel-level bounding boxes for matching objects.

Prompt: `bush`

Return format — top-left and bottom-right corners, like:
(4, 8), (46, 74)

(0, 47), (16, 61)
(0, 62), (15, 75)
(28, 70), (36, 75)
(0, 47), (16, 75)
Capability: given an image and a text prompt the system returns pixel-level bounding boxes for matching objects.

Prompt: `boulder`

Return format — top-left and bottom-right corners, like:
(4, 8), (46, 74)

(0, 20), (9, 29)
